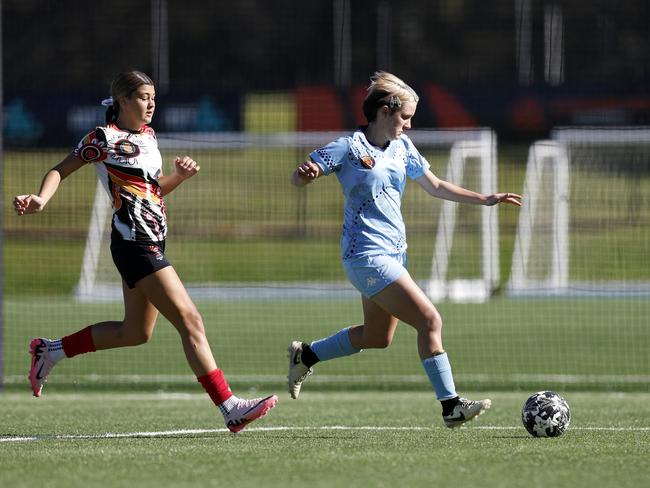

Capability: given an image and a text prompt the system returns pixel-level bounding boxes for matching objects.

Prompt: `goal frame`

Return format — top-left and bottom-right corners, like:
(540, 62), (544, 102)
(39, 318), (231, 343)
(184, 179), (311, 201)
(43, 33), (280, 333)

(424, 133), (499, 303)
(507, 140), (569, 295)
(508, 127), (650, 297)
(74, 129), (500, 303)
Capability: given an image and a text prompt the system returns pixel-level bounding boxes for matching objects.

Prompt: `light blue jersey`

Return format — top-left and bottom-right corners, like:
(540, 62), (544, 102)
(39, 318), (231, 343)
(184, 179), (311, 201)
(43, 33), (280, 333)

(310, 129), (430, 261)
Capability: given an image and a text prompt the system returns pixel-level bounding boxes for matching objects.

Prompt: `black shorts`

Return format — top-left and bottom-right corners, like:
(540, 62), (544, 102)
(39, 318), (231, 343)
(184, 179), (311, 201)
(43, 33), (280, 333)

(110, 233), (171, 289)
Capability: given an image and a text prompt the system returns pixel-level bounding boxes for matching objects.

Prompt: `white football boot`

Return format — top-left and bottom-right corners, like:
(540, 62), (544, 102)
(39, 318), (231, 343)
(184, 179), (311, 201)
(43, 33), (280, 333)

(287, 341), (313, 399)
(442, 397), (492, 428)
(28, 338), (57, 397)
(223, 395), (278, 433)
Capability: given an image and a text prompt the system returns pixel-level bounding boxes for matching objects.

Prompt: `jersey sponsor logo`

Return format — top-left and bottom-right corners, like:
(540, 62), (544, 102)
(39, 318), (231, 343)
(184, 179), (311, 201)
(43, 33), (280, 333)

(360, 155), (375, 169)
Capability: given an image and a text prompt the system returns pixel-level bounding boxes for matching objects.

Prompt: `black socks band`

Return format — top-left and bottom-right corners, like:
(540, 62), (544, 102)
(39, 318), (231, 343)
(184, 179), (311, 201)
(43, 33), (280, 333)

(301, 344), (320, 368)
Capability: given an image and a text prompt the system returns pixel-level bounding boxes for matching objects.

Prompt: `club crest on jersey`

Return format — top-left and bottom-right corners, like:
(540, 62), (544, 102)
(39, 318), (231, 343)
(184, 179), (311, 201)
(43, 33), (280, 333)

(114, 139), (141, 159)
(360, 155), (375, 169)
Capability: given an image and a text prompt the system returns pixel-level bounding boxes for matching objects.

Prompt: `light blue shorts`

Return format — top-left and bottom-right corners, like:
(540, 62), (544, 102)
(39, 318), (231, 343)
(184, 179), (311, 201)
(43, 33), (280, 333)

(343, 253), (408, 298)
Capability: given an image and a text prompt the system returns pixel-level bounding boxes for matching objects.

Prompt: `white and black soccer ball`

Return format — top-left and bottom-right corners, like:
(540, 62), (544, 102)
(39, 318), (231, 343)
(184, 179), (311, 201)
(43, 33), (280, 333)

(521, 391), (571, 438)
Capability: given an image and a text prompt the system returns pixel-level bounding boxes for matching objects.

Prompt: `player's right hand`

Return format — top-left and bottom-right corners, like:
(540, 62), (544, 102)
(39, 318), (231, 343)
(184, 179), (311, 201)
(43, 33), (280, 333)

(296, 161), (320, 181)
(13, 194), (46, 215)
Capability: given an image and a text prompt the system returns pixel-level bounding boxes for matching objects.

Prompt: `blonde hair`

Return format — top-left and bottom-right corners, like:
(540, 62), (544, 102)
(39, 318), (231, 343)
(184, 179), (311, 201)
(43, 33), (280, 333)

(362, 71), (419, 123)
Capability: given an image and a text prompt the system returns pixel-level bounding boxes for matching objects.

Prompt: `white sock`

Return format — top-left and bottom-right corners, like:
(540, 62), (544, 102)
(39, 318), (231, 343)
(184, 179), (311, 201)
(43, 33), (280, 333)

(47, 339), (67, 363)
(219, 395), (240, 415)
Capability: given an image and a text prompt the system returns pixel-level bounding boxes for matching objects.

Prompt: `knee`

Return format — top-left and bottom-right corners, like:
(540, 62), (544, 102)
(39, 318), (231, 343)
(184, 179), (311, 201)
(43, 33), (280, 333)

(179, 309), (207, 340)
(119, 324), (153, 346)
(422, 308), (443, 334)
(373, 336), (393, 349)
(365, 332), (394, 349)
(133, 328), (154, 346)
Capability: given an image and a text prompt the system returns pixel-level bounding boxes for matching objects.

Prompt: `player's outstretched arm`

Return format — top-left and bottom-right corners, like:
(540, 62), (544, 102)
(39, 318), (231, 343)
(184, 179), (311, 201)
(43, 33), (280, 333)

(415, 169), (521, 207)
(14, 153), (85, 216)
(159, 156), (200, 196)
(292, 160), (321, 187)
(483, 192), (522, 207)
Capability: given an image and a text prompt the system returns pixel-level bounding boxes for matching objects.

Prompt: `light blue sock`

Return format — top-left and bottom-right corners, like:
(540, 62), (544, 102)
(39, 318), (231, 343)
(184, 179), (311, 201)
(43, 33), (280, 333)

(422, 353), (457, 400)
(310, 327), (361, 362)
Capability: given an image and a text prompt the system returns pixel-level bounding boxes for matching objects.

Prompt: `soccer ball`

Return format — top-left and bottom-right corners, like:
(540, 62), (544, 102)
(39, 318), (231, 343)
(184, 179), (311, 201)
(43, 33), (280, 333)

(521, 391), (571, 437)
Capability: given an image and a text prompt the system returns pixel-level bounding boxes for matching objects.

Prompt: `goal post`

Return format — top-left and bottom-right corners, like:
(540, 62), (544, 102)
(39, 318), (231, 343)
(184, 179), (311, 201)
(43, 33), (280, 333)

(508, 140), (569, 295)
(508, 127), (650, 297)
(75, 179), (113, 302)
(425, 132), (499, 303)
(75, 129), (499, 304)
(5, 128), (649, 392)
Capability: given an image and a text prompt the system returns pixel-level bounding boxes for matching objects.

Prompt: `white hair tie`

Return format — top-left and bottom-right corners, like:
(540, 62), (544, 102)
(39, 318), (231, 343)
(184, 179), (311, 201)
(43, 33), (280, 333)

(100, 97), (114, 107)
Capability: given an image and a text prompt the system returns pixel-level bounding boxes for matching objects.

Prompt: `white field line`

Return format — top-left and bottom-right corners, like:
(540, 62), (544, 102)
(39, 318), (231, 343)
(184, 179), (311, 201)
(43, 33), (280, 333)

(2, 425), (649, 443)
(4, 373), (650, 385)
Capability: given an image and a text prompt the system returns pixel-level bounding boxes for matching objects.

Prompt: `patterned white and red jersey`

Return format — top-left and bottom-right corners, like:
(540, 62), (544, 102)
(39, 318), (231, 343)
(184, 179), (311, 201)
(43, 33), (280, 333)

(74, 123), (167, 242)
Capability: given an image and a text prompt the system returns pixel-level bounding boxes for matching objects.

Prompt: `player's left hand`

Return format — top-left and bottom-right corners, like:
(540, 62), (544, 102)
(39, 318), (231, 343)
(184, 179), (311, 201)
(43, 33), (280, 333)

(485, 192), (522, 206)
(174, 156), (200, 179)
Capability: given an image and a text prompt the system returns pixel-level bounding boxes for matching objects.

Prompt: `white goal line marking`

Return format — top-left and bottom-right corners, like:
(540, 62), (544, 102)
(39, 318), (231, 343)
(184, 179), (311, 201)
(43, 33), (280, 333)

(2, 425), (649, 443)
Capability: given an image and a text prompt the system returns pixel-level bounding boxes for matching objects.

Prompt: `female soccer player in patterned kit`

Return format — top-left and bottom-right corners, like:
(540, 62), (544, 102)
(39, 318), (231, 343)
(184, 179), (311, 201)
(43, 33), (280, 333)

(14, 71), (277, 433)
(288, 71), (522, 427)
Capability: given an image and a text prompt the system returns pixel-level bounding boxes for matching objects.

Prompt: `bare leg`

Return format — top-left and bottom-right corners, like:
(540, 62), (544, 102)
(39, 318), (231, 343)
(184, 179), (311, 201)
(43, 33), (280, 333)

(90, 281), (159, 349)
(134, 266), (217, 376)
(347, 273), (443, 358)
(347, 296), (399, 350)
(29, 282), (159, 396)
(133, 267), (278, 432)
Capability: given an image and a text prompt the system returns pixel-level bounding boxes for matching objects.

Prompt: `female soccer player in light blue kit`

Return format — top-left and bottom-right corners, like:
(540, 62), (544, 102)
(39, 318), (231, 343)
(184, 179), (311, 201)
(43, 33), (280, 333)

(288, 71), (522, 427)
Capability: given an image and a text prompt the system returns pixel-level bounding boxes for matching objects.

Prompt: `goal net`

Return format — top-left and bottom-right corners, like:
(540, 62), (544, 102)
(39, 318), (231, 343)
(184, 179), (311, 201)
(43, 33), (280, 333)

(76, 129), (498, 304)
(508, 127), (650, 297)
(498, 127), (650, 391)
(44, 128), (500, 389)
(4, 127), (647, 393)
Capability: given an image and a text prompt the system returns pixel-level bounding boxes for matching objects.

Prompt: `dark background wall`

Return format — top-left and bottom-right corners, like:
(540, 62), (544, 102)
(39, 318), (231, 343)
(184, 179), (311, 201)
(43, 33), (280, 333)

(3, 0), (649, 146)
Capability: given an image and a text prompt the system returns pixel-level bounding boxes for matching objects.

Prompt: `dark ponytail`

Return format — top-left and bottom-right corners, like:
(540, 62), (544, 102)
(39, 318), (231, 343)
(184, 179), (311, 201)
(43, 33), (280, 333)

(105, 104), (119, 124)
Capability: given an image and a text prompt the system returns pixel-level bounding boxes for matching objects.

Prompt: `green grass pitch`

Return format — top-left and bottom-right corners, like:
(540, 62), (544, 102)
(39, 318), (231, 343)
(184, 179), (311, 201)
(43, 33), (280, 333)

(3, 296), (649, 392)
(2, 146), (649, 487)
(1, 391), (649, 488)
